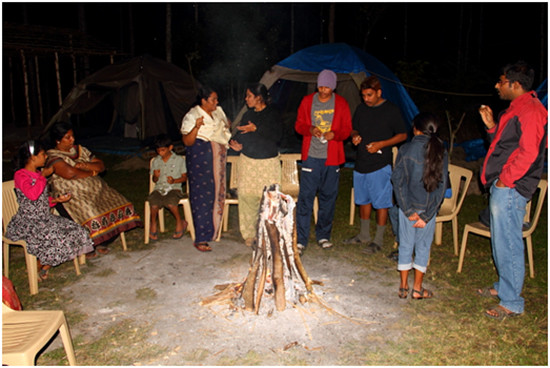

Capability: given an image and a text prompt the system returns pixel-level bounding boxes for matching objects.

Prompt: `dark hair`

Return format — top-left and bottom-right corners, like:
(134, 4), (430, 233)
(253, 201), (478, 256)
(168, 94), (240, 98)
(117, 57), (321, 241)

(153, 134), (173, 149)
(502, 61), (535, 91)
(13, 140), (47, 171)
(413, 112), (445, 193)
(194, 86), (216, 106)
(246, 83), (271, 105)
(360, 76), (382, 91)
(49, 121), (73, 147)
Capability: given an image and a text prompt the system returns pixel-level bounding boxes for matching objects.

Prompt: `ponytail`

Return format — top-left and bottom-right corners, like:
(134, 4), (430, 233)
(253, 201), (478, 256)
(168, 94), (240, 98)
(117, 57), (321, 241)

(413, 113), (445, 192)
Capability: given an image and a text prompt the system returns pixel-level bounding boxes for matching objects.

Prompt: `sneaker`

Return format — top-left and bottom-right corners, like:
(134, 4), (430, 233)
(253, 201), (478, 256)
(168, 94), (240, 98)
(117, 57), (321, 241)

(342, 235), (368, 245)
(318, 239), (333, 249)
(297, 243), (305, 255)
(363, 242), (382, 254)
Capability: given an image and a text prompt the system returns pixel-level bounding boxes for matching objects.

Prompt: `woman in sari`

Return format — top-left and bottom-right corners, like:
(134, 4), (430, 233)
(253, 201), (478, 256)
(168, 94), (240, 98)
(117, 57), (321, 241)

(181, 86), (231, 252)
(46, 122), (142, 257)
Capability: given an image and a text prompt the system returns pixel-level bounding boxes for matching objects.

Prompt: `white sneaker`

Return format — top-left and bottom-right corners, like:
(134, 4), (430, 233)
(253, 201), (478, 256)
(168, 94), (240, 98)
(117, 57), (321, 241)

(318, 239), (333, 249)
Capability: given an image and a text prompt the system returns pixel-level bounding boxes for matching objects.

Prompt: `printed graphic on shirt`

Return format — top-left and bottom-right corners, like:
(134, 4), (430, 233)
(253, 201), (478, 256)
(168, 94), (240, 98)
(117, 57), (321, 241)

(313, 108), (334, 133)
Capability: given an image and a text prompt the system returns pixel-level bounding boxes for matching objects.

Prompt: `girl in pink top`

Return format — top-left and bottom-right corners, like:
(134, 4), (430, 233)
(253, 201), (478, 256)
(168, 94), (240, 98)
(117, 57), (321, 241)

(5, 140), (94, 280)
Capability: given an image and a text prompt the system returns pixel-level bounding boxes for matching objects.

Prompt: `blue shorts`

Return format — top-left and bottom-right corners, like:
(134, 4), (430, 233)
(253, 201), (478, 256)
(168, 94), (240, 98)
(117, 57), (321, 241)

(353, 165), (393, 209)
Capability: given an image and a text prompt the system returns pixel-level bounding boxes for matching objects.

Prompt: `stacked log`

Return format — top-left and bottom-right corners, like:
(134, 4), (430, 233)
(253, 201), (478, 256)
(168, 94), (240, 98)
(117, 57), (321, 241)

(201, 184), (313, 314)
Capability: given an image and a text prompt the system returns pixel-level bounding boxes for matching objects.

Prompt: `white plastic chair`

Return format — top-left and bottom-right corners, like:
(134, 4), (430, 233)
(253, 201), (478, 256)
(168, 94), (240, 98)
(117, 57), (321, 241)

(144, 158), (195, 243)
(457, 178), (547, 278)
(2, 302), (77, 366)
(434, 164), (473, 255)
(2, 180), (83, 296)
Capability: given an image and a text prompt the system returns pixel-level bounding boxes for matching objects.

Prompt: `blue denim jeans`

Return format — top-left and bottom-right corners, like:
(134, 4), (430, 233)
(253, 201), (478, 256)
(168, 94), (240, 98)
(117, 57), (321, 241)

(397, 209), (436, 273)
(296, 157), (340, 246)
(489, 182), (528, 314)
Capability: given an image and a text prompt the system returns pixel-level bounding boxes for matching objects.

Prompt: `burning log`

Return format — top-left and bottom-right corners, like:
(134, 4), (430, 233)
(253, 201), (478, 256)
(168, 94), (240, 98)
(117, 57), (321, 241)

(242, 184), (312, 314)
(201, 184), (314, 314)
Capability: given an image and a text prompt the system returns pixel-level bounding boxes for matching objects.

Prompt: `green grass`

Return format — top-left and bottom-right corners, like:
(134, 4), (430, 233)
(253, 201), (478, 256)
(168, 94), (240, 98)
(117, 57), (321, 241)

(4, 154), (547, 365)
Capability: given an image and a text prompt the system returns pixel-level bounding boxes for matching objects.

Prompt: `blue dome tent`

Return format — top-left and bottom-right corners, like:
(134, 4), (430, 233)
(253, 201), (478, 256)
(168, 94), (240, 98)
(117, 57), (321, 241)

(536, 78), (547, 109)
(233, 43), (418, 152)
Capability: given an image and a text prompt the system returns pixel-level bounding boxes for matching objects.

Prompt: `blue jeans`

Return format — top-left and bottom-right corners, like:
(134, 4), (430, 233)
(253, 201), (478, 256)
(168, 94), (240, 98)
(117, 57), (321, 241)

(489, 182), (528, 314)
(296, 157), (340, 246)
(397, 209), (436, 273)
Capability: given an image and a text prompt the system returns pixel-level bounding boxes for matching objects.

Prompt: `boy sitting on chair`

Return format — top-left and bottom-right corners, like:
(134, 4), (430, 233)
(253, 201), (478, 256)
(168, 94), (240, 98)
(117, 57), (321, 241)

(148, 135), (188, 240)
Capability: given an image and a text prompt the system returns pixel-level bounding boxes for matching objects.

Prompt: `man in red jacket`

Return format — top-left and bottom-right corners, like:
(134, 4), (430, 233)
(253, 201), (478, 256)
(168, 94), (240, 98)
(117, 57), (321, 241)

(295, 69), (352, 252)
(478, 61), (547, 320)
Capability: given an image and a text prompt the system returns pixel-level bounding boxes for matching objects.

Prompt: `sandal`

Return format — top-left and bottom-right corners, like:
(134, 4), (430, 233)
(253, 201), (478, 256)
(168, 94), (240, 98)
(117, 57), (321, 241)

(484, 305), (522, 320)
(96, 246), (110, 255)
(85, 251), (98, 259)
(173, 221), (187, 239)
(194, 242), (212, 252)
(149, 231), (159, 241)
(398, 287), (409, 299)
(477, 287), (498, 299)
(412, 287), (433, 300)
(38, 267), (49, 281)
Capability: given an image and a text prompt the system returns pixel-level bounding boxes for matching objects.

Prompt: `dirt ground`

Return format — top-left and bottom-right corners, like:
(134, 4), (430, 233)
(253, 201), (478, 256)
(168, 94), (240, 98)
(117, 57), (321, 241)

(49, 235), (416, 366)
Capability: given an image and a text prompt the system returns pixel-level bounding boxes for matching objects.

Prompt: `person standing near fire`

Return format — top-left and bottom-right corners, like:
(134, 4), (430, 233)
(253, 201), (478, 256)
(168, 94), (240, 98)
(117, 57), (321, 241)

(344, 76), (407, 254)
(294, 69), (352, 252)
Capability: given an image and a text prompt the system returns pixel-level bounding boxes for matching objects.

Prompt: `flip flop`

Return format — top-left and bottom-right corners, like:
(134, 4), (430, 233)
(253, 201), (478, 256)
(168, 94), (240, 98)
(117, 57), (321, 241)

(96, 246), (110, 255)
(477, 287), (498, 299)
(38, 267), (49, 281)
(194, 242), (212, 252)
(398, 287), (409, 299)
(149, 232), (159, 241)
(85, 251), (98, 259)
(484, 305), (522, 320)
(173, 230), (184, 239)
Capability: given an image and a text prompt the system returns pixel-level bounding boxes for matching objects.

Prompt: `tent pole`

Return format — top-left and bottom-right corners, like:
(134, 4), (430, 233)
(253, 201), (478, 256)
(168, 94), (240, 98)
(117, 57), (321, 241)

(34, 55), (44, 125)
(20, 49), (32, 135)
(54, 52), (63, 107)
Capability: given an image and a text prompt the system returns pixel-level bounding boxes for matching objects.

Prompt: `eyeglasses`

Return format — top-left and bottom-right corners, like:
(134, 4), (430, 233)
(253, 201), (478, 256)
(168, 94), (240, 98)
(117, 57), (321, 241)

(497, 79), (510, 86)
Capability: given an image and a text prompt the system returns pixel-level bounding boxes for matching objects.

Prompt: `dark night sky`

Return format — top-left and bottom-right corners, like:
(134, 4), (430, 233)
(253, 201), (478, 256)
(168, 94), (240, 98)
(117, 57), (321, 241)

(2, 2), (548, 125)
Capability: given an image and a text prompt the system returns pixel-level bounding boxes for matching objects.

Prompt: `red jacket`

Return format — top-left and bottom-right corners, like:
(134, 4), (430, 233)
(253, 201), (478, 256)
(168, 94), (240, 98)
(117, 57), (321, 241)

(481, 91), (547, 199)
(295, 93), (352, 166)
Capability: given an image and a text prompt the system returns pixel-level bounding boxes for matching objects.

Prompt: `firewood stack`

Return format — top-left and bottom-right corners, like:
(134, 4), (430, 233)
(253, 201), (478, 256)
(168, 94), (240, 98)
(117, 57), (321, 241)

(240, 184), (313, 314)
(200, 184), (314, 314)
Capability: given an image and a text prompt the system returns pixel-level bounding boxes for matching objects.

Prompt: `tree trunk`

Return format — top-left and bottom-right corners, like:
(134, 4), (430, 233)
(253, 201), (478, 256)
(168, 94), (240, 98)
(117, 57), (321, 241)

(328, 3), (335, 43)
(166, 3), (172, 63)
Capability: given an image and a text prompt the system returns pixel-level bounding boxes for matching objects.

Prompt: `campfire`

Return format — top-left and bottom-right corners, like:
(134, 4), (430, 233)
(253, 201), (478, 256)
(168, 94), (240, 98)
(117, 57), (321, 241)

(201, 184), (315, 314)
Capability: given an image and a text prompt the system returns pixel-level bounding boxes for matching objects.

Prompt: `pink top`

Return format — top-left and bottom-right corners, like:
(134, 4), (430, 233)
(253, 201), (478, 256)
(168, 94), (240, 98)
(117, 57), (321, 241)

(13, 169), (55, 207)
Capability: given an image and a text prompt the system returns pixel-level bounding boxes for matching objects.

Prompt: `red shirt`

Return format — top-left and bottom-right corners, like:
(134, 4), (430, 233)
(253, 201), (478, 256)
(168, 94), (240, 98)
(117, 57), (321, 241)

(295, 93), (352, 166)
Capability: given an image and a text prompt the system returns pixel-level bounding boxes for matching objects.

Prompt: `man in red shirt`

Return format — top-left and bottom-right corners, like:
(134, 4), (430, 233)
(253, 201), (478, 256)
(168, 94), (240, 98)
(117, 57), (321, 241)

(295, 69), (352, 252)
(478, 61), (547, 320)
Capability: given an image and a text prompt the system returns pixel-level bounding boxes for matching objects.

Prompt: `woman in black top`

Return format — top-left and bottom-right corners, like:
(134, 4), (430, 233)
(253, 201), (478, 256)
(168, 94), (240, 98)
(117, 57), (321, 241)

(229, 83), (283, 246)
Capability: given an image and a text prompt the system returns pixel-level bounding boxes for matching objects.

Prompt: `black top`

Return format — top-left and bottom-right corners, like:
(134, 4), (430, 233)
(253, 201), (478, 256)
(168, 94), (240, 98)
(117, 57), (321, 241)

(352, 100), (407, 173)
(234, 105), (283, 159)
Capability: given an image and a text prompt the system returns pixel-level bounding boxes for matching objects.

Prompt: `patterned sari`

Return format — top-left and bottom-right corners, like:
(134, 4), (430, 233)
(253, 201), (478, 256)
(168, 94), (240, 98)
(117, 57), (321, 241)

(186, 139), (226, 243)
(46, 145), (142, 246)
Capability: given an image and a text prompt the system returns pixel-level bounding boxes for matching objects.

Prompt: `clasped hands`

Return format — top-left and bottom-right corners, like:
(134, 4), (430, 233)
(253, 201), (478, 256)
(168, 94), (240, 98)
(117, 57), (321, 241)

(310, 126), (334, 141)
(408, 212), (426, 228)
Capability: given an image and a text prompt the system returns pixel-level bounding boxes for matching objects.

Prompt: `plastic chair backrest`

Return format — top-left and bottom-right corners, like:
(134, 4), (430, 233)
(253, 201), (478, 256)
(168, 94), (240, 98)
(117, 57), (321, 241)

(2, 181), (18, 234)
(439, 164), (472, 215)
(523, 178), (547, 236)
(280, 153), (302, 199)
(226, 155), (239, 191)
